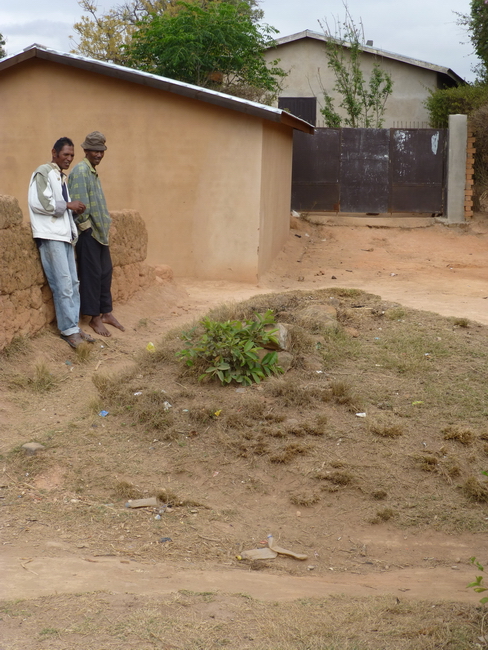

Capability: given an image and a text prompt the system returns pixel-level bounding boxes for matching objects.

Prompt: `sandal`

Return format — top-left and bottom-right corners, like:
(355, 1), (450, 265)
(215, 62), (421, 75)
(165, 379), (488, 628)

(60, 333), (83, 349)
(79, 330), (95, 343)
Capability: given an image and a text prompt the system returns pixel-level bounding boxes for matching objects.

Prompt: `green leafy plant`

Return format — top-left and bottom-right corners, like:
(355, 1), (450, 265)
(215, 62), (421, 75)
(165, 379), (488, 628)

(468, 555), (488, 604)
(71, 0), (264, 66)
(176, 309), (283, 385)
(424, 84), (488, 128)
(319, 4), (393, 128)
(124, 0), (286, 103)
(457, 0), (488, 82)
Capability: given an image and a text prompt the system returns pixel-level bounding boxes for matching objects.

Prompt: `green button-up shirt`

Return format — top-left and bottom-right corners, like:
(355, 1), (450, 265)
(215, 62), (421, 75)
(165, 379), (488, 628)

(68, 158), (111, 246)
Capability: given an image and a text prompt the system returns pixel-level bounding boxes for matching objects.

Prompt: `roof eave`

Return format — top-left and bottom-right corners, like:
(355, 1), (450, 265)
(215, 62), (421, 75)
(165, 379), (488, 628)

(268, 30), (467, 85)
(0, 46), (314, 132)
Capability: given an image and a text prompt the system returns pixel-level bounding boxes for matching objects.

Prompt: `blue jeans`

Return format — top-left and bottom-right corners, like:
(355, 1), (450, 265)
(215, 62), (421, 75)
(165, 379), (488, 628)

(38, 239), (81, 336)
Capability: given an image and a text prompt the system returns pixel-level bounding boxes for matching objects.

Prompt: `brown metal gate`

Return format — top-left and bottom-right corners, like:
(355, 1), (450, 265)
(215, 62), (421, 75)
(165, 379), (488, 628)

(291, 127), (448, 214)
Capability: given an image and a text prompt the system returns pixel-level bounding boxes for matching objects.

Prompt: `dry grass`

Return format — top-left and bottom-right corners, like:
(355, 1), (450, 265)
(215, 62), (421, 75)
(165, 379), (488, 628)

(369, 507), (396, 524)
(463, 476), (488, 502)
(453, 317), (471, 328)
(368, 414), (404, 438)
(3, 288), (488, 647)
(112, 480), (143, 500)
(75, 341), (92, 363)
(442, 425), (476, 445)
(0, 591), (481, 649)
(8, 360), (58, 392)
(4, 289), (488, 538)
(0, 334), (31, 359)
(289, 489), (321, 506)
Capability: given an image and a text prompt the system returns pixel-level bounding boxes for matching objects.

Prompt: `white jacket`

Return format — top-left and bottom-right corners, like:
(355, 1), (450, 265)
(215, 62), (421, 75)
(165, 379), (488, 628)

(28, 163), (78, 243)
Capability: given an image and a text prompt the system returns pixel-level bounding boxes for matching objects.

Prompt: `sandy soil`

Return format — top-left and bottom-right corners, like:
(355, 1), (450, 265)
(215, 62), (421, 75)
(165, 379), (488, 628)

(2, 213), (488, 605)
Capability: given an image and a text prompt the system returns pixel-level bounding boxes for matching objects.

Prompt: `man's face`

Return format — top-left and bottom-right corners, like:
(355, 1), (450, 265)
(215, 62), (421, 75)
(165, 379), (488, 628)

(52, 145), (75, 170)
(85, 149), (105, 167)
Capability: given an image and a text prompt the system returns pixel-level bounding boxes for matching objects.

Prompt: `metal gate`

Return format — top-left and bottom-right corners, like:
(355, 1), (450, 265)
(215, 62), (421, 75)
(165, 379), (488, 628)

(291, 127), (448, 214)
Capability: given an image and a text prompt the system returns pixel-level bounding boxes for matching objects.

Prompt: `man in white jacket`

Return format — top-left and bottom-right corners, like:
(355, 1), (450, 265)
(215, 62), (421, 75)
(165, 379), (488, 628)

(28, 137), (93, 348)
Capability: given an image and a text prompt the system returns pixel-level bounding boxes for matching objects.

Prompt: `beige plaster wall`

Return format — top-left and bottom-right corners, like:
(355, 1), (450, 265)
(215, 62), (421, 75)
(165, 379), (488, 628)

(0, 58), (292, 283)
(265, 39), (440, 128)
(258, 122), (293, 276)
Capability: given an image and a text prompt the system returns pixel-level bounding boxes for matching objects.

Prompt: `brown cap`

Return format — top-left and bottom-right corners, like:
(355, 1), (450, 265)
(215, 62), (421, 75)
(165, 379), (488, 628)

(81, 131), (107, 151)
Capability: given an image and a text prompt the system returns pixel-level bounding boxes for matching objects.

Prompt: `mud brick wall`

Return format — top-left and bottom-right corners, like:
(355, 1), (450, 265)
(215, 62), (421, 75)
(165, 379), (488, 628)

(465, 131), (475, 219)
(0, 197), (158, 350)
(108, 210), (157, 303)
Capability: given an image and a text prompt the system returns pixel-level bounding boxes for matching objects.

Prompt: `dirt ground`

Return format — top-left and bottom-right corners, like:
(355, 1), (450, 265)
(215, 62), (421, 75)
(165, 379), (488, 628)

(2, 213), (488, 625)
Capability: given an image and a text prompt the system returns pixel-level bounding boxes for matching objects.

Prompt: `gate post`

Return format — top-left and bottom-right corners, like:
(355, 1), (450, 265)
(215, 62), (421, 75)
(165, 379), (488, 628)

(446, 114), (468, 223)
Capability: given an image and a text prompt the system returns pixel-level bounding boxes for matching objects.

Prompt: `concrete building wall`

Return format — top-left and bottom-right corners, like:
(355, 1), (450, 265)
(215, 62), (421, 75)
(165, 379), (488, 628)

(265, 38), (441, 128)
(258, 122), (293, 276)
(0, 58), (293, 282)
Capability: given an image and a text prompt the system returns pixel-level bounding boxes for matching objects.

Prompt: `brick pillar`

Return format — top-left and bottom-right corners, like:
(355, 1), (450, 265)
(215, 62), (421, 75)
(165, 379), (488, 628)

(465, 130), (475, 219)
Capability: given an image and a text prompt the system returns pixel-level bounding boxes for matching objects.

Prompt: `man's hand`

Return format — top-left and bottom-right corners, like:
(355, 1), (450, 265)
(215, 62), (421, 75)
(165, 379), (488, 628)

(67, 200), (86, 215)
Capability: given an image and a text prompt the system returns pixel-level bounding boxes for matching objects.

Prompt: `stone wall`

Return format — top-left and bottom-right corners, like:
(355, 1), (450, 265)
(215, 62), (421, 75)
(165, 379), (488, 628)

(0, 197), (159, 350)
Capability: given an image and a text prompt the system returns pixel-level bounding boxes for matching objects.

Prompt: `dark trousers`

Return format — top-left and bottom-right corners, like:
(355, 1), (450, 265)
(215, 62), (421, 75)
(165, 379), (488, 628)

(76, 228), (113, 316)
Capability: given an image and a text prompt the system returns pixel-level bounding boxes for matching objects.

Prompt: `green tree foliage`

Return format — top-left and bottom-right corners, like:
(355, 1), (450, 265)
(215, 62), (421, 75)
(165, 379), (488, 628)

(71, 0), (262, 65)
(319, 6), (393, 128)
(457, 0), (488, 82)
(125, 1), (286, 102)
(0, 32), (6, 58)
(71, 0), (173, 64)
(426, 1), (488, 129)
(425, 84), (488, 128)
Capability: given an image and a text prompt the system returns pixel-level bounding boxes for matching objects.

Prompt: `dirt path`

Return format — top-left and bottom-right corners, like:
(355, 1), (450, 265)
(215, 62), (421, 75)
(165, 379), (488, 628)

(2, 214), (488, 606)
(0, 552), (477, 603)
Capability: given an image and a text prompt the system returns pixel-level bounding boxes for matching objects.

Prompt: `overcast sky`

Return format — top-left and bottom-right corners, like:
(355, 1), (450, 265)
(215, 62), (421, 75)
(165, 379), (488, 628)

(0, 0), (478, 81)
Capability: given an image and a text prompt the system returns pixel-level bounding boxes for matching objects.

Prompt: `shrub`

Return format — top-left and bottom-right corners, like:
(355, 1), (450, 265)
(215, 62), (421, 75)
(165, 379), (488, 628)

(177, 310), (283, 385)
(425, 84), (488, 128)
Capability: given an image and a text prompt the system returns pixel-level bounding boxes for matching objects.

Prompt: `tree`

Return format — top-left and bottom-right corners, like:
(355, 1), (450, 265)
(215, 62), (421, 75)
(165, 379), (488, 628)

(124, 1), (286, 103)
(457, 0), (488, 82)
(0, 32), (6, 58)
(71, 0), (171, 64)
(318, 5), (393, 128)
(71, 0), (263, 65)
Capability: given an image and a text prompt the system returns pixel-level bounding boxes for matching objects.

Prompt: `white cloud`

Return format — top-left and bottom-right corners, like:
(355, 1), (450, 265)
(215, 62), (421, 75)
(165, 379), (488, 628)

(0, 0), (478, 80)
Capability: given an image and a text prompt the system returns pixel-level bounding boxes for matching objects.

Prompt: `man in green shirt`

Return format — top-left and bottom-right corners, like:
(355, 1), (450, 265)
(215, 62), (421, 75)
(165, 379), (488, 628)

(68, 131), (124, 337)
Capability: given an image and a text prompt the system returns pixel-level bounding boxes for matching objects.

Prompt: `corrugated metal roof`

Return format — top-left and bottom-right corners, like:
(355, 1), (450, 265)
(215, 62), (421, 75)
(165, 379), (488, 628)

(0, 44), (314, 134)
(269, 30), (466, 87)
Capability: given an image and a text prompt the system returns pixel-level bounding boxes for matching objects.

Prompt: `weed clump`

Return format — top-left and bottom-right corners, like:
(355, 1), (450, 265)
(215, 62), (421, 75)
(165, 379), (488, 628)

(369, 421), (403, 438)
(369, 507), (396, 524)
(267, 379), (326, 407)
(269, 443), (309, 464)
(442, 426), (475, 445)
(113, 481), (142, 500)
(75, 341), (92, 363)
(438, 458), (461, 479)
(385, 307), (406, 320)
(1, 335), (31, 359)
(315, 470), (353, 486)
(463, 476), (488, 502)
(10, 361), (57, 392)
(415, 454), (439, 472)
(234, 433), (269, 458)
(329, 380), (359, 409)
